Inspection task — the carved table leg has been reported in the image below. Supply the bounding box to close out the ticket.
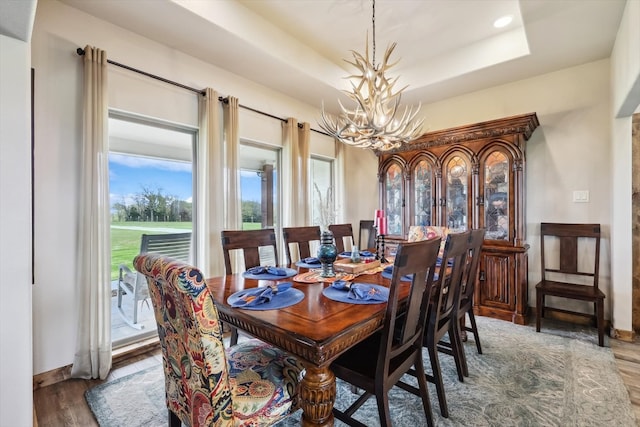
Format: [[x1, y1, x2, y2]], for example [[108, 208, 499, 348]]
[[299, 364, 336, 426]]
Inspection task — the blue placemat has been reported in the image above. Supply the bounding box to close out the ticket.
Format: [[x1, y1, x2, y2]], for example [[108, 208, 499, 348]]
[[242, 267, 297, 280], [381, 266, 414, 282], [322, 283, 389, 304], [227, 285, 304, 310], [338, 250, 375, 259], [295, 258, 322, 269]]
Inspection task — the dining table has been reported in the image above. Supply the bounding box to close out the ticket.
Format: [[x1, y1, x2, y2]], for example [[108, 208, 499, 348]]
[[206, 264, 409, 427]]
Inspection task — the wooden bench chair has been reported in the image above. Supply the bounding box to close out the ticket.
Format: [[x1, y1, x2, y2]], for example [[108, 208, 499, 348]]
[[535, 222, 605, 346]]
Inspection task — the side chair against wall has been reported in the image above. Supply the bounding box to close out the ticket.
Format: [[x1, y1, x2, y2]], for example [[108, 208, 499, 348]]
[[282, 226, 321, 267], [328, 223, 354, 253], [414, 231, 471, 418], [437, 228, 485, 379], [134, 254, 304, 427], [117, 232, 192, 329], [535, 223, 605, 346], [358, 220, 376, 250], [330, 238, 442, 427], [221, 228, 280, 345]]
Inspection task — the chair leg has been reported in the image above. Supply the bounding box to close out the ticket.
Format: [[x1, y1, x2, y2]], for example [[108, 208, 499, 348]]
[[427, 340, 449, 418], [449, 327, 466, 381], [467, 309, 482, 354], [229, 326, 239, 346], [375, 388, 392, 427], [535, 290, 543, 332], [596, 298, 605, 347], [414, 354, 434, 427], [168, 409, 181, 427]]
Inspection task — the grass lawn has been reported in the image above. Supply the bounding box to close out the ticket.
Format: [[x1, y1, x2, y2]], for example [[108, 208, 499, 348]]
[[110, 221, 261, 280]]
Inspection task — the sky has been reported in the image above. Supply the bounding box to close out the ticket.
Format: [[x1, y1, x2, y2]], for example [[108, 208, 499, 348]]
[[108, 153, 262, 208]]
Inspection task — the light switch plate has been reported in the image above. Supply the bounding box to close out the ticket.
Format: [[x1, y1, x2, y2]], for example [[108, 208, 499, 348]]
[[572, 190, 590, 203]]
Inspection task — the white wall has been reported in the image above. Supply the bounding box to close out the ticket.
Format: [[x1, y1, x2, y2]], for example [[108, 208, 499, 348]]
[[0, 34, 34, 427], [30, 0, 335, 375], [349, 60, 616, 320]]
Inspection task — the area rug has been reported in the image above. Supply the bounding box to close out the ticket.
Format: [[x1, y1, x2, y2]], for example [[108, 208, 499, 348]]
[[86, 317, 637, 426]]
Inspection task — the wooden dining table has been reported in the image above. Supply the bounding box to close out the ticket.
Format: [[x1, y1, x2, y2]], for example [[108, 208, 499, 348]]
[[206, 267, 409, 427]]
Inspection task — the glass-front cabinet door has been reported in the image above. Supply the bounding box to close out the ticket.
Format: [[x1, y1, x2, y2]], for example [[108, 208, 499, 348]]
[[410, 156, 435, 227], [480, 148, 514, 242], [443, 153, 471, 231], [381, 160, 405, 237]]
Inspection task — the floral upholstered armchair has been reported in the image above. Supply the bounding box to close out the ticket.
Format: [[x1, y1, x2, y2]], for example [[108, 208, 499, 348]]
[[134, 253, 305, 427], [408, 225, 452, 261]]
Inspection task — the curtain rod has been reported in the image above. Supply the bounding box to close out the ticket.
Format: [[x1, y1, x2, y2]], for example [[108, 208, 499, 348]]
[[76, 47, 329, 136]]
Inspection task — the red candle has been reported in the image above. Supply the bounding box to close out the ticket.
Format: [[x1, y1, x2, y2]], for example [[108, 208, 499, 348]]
[[374, 209, 384, 219], [379, 217, 388, 235]]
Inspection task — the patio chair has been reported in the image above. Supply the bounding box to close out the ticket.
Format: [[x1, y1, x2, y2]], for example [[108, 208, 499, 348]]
[[117, 232, 192, 329]]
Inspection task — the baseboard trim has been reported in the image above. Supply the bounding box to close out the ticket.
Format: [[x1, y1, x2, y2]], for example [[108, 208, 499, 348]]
[[33, 338, 160, 391], [611, 328, 637, 342]]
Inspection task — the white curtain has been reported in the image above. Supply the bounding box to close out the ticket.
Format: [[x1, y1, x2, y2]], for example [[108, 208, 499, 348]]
[[222, 97, 242, 271], [197, 88, 225, 277], [282, 118, 310, 227], [71, 45, 112, 379], [334, 139, 346, 223]]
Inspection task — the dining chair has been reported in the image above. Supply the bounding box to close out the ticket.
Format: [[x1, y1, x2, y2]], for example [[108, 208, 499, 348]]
[[221, 228, 279, 345], [358, 220, 376, 249], [330, 237, 442, 427], [328, 223, 354, 253], [117, 232, 192, 329], [134, 253, 304, 427], [535, 223, 605, 346], [437, 228, 485, 378], [420, 230, 471, 418], [282, 225, 321, 267]]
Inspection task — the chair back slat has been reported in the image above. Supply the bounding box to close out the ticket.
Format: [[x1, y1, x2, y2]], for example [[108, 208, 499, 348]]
[[358, 220, 376, 249], [221, 229, 279, 274], [282, 226, 321, 266], [142, 232, 192, 262], [328, 223, 354, 253], [540, 222, 601, 288]]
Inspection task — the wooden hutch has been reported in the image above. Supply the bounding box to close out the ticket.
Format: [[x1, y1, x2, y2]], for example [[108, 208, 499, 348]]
[[377, 113, 540, 324]]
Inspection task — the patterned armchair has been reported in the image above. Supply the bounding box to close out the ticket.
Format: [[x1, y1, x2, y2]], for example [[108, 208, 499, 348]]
[[134, 253, 305, 427], [407, 226, 451, 260]]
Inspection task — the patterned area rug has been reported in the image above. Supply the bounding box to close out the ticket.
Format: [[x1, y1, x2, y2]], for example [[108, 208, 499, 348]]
[[86, 317, 637, 426]]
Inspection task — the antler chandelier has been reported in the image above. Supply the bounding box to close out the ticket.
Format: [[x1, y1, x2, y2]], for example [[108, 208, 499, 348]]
[[319, 0, 423, 152]]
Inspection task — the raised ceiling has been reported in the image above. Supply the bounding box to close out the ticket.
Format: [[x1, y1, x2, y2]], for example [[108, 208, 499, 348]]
[[52, 0, 627, 114]]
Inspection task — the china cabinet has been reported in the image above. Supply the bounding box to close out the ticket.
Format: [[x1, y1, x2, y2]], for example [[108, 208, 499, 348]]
[[377, 113, 539, 324]]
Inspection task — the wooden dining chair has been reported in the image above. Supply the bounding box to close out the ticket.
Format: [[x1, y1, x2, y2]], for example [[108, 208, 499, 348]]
[[535, 223, 605, 346], [282, 226, 321, 267], [358, 220, 376, 250], [438, 228, 485, 379], [419, 230, 470, 418], [134, 253, 304, 427], [328, 223, 354, 253], [221, 228, 279, 344], [331, 238, 442, 427]]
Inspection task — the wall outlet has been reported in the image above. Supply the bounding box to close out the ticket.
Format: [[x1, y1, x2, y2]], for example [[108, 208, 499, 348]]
[[572, 190, 590, 203]]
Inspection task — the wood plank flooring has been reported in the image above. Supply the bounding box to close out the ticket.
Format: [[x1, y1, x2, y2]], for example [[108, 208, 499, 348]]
[[34, 336, 640, 427]]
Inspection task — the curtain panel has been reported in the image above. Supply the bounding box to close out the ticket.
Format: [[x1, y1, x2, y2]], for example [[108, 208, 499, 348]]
[[71, 45, 112, 380]]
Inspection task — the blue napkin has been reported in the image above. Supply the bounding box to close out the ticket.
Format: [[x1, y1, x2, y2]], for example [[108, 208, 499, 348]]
[[331, 280, 387, 301], [340, 250, 374, 258], [246, 266, 288, 276], [436, 257, 455, 267], [230, 283, 292, 307], [303, 257, 321, 265]]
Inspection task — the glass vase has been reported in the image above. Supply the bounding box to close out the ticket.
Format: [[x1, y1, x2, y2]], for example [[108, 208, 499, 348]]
[[318, 230, 338, 277]]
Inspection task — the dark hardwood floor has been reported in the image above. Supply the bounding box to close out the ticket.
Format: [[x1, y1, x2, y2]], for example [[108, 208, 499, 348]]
[[34, 334, 640, 427]]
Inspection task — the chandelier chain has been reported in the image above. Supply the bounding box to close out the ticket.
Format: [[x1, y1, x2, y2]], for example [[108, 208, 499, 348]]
[[372, 0, 376, 68]]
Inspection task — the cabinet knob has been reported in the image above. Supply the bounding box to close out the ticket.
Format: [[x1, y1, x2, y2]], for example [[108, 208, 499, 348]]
[[479, 271, 485, 281]]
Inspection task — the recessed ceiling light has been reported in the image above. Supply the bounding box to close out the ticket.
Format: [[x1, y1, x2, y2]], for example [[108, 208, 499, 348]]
[[494, 15, 513, 28]]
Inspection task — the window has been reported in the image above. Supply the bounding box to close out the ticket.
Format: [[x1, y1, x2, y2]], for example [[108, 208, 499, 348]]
[[108, 113, 197, 346], [310, 157, 334, 227]]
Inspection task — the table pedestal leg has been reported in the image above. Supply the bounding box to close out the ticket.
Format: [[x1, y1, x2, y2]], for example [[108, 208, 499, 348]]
[[299, 364, 336, 426]]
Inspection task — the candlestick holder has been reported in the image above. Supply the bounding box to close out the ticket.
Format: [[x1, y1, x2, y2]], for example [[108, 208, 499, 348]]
[[377, 234, 389, 264]]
